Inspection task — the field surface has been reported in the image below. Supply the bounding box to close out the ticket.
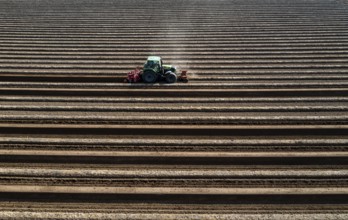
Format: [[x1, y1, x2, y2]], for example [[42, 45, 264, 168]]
[[0, 0, 348, 219]]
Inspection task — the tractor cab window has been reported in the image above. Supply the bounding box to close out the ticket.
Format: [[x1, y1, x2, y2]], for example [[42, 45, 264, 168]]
[[145, 60, 160, 69], [145, 60, 154, 68]]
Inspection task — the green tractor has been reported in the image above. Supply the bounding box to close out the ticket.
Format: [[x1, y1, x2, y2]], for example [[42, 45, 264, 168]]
[[141, 56, 185, 83], [125, 56, 188, 83]]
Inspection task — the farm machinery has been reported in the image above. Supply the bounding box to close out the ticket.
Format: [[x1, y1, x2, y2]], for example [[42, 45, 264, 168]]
[[125, 56, 188, 83]]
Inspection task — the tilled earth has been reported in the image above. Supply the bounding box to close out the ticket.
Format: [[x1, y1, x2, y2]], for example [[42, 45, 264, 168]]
[[0, 0, 348, 219]]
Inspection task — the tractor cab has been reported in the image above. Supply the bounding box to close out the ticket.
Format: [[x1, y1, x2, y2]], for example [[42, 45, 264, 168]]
[[144, 56, 163, 74]]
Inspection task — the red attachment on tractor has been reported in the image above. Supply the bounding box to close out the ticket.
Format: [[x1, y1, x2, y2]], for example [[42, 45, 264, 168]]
[[125, 67, 142, 83], [178, 70, 188, 82]]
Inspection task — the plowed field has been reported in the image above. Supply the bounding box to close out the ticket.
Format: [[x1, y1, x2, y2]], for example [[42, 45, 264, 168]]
[[0, 0, 347, 219]]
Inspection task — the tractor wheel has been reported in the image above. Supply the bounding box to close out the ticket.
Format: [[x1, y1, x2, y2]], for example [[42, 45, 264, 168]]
[[142, 70, 157, 83], [165, 72, 177, 83]]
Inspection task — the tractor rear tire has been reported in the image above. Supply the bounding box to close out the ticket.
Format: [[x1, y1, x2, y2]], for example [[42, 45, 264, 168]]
[[165, 72, 177, 83], [142, 71, 157, 83]]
